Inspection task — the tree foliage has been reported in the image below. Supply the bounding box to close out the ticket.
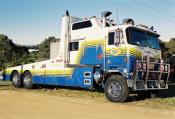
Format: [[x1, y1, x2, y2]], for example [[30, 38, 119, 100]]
[[0, 34, 60, 70], [38, 36, 60, 60], [0, 34, 38, 70], [160, 38, 175, 63]]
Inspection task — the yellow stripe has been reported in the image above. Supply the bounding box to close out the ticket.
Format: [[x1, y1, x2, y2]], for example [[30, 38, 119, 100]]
[[5, 39, 160, 76]]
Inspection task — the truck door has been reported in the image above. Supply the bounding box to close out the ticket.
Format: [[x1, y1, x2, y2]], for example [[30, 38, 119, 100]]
[[80, 45, 103, 65], [106, 31, 121, 69]]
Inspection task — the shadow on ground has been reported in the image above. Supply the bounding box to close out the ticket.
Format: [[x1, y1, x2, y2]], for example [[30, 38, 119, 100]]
[[159, 82, 175, 98], [126, 82, 175, 102]]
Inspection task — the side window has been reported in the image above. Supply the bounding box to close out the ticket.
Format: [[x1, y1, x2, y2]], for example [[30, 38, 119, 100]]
[[69, 42, 79, 51], [108, 32, 115, 45], [72, 21, 92, 30]]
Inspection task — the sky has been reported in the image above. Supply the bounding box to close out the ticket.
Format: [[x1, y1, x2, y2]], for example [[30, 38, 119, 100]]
[[0, 0, 175, 45]]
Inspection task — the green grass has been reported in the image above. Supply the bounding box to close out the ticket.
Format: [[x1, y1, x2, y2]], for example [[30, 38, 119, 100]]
[[160, 98, 175, 106], [126, 97, 175, 110], [37, 88, 105, 99], [0, 80, 12, 85], [0, 81, 14, 90]]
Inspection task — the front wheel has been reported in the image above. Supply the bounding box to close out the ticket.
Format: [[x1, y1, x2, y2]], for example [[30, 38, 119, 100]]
[[23, 71, 34, 89], [104, 75, 129, 102]]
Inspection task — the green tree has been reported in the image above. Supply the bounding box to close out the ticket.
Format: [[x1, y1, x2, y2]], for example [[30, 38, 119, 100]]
[[38, 36, 59, 60], [0, 34, 39, 70], [0, 34, 12, 69], [160, 38, 175, 63]]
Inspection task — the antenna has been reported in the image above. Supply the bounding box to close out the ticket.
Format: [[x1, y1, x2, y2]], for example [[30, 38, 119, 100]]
[[116, 9, 119, 29]]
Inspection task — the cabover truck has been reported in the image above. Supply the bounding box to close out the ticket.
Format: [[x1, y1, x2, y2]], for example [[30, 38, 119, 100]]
[[0, 11, 170, 102]]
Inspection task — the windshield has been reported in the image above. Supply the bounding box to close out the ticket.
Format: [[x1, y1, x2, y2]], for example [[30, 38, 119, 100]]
[[127, 28, 160, 49], [147, 34, 160, 49]]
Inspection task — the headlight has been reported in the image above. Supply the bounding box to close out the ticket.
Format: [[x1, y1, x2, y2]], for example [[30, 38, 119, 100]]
[[94, 71, 102, 84]]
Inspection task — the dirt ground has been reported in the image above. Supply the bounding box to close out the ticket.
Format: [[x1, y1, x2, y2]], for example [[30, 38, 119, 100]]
[[0, 90, 175, 119]]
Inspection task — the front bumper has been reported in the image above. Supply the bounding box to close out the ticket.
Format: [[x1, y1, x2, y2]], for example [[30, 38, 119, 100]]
[[131, 60, 170, 91]]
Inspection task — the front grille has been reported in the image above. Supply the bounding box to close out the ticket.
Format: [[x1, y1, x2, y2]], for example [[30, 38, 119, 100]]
[[150, 57, 158, 62], [142, 55, 159, 62]]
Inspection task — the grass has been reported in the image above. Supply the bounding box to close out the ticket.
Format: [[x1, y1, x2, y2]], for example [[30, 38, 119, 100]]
[[159, 98, 175, 107], [0, 80, 14, 90], [127, 97, 175, 110], [0, 80, 105, 100], [37, 88, 105, 100], [0, 80, 12, 85], [0, 80, 175, 110]]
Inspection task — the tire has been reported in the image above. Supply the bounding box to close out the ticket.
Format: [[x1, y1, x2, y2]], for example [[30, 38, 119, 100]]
[[11, 71, 22, 88], [104, 75, 129, 102], [23, 71, 33, 89]]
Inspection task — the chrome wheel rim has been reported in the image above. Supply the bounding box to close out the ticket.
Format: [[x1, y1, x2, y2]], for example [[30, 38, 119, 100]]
[[23, 75, 32, 85], [108, 82, 122, 98], [12, 74, 19, 84]]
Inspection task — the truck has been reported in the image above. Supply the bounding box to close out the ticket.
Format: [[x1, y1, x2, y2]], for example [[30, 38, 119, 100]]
[[0, 11, 170, 102]]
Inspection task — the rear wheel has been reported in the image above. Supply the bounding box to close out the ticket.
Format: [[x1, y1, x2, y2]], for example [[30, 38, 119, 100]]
[[23, 71, 33, 89], [104, 75, 129, 102], [11, 71, 22, 88]]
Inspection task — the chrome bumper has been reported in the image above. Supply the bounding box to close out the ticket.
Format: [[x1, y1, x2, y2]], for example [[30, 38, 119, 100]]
[[131, 60, 170, 91]]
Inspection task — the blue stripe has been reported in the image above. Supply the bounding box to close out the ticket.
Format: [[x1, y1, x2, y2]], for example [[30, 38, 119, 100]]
[[32, 67, 93, 89], [2, 74, 11, 81]]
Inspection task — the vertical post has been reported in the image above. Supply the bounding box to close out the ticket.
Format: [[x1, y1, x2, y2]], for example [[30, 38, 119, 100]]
[[134, 60, 139, 90], [102, 16, 106, 29], [101, 11, 112, 29], [103, 36, 107, 82], [59, 11, 71, 67], [144, 53, 150, 89]]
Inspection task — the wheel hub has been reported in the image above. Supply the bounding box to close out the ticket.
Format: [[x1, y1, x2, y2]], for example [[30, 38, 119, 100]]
[[108, 82, 122, 98], [24, 75, 31, 84], [13, 74, 19, 84]]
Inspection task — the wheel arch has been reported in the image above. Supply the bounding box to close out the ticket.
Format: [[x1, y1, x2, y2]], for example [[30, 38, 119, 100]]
[[103, 72, 125, 84], [22, 70, 31, 75], [21, 70, 32, 78]]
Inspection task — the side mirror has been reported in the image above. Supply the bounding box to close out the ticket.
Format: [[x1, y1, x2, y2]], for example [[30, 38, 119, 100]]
[[115, 32, 120, 45], [115, 30, 123, 46]]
